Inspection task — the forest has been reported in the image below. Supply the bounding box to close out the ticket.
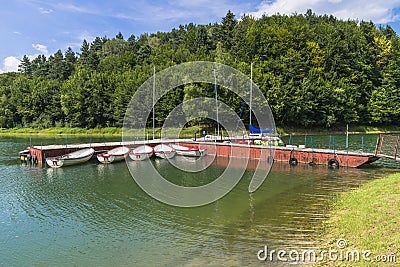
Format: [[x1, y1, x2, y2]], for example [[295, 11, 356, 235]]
[[0, 10, 399, 129]]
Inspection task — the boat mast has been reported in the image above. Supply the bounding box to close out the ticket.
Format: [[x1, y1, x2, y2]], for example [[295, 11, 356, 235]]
[[249, 62, 253, 133], [214, 69, 220, 139], [346, 123, 349, 154], [152, 66, 155, 140]]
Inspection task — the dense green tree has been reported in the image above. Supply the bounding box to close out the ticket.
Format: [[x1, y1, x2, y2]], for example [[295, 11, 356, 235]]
[[18, 55, 32, 74], [47, 50, 67, 80], [219, 10, 237, 50], [64, 47, 77, 77], [1, 10, 400, 129], [31, 55, 48, 76]]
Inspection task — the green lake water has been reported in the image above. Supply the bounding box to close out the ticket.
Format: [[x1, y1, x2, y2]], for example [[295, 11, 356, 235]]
[[0, 135, 399, 266]]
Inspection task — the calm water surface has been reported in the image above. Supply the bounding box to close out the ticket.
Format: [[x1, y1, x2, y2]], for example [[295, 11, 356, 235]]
[[0, 135, 399, 266]]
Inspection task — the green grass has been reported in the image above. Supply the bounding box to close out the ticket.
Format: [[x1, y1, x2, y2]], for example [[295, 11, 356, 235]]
[[0, 125, 229, 138], [0, 127, 123, 136], [1, 124, 400, 137], [277, 125, 400, 136], [319, 173, 400, 266]]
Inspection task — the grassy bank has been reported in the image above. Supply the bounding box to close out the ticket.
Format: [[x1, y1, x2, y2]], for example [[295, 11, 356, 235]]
[[1, 125, 400, 137], [277, 125, 400, 136], [0, 126, 204, 137], [0, 127, 123, 136], [320, 173, 400, 266]]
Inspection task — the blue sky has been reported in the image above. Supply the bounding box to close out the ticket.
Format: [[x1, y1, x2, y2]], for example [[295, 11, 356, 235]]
[[2, 0, 400, 73]]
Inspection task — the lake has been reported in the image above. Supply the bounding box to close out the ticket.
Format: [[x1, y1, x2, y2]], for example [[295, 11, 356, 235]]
[[0, 135, 399, 266]]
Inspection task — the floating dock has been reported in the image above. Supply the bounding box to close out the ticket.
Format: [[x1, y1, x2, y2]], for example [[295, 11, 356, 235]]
[[25, 138, 382, 168], [191, 142, 379, 168], [26, 139, 185, 164]]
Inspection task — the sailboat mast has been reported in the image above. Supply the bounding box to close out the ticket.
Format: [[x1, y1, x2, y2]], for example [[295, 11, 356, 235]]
[[249, 62, 253, 133], [214, 69, 220, 139], [152, 66, 155, 140]]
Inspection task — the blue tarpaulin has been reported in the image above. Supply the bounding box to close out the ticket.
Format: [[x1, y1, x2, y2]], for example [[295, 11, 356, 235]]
[[250, 124, 273, 133]]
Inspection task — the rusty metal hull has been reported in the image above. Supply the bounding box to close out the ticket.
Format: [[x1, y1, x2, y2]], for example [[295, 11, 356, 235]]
[[27, 140, 379, 168], [183, 143, 379, 168]]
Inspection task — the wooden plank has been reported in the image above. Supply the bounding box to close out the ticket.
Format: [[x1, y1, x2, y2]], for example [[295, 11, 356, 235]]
[[394, 136, 399, 160], [28, 139, 381, 167]]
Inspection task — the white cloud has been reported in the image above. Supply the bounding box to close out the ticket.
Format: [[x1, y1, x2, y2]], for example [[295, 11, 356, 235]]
[[0, 56, 20, 73], [97, 0, 253, 25], [56, 3, 92, 13], [38, 7, 53, 14], [32, 43, 48, 54], [250, 0, 400, 23], [0, 43, 51, 73]]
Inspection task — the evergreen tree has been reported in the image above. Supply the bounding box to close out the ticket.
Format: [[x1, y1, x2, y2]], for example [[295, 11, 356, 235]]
[[18, 55, 32, 74], [2, 10, 400, 129]]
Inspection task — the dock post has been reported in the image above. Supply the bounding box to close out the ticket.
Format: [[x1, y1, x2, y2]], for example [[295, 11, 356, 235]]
[[375, 134, 382, 156], [394, 136, 399, 160], [333, 136, 336, 155], [41, 143, 43, 163], [346, 124, 349, 155], [311, 136, 314, 162], [362, 135, 364, 152]]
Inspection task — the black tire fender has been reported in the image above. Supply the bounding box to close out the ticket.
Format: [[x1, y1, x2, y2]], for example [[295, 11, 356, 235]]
[[266, 155, 274, 165], [289, 157, 298, 166], [328, 158, 339, 168]]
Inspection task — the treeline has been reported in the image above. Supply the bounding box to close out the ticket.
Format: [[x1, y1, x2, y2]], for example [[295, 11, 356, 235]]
[[1, 10, 399, 129]]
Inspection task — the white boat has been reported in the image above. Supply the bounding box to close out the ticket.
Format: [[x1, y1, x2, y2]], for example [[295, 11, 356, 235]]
[[46, 148, 95, 168], [19, 148, 31, 161], [170, 144, 205, 157], [129, 145, 153, 161], [97, 146, 130, 163], [153, 144, 176, 159]]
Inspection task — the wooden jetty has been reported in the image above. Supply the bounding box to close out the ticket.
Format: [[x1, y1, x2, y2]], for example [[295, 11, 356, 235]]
[[375, 134, 400, 161], [27, 139, 185, 164], [24, 137, 389, 168], [182, 142, 379, 168]]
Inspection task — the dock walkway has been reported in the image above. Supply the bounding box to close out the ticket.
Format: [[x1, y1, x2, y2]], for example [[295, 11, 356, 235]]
[[29, 139, 190, 164], [26, 138, 380, 168]]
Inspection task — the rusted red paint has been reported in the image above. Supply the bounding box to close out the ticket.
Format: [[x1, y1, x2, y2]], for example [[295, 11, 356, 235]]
[[28, 141, 378, 168], [185, 143, 378, 168], [28, 145, 117, 165]]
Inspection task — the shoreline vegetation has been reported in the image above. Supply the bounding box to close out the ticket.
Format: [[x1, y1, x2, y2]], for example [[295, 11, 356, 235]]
[[2, 11, 400, 132], [1, 125, 399, 137], [320, 173, 400, 266]]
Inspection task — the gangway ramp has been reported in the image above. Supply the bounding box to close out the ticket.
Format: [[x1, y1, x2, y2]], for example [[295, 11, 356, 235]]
[[375, 134, 400, 161]]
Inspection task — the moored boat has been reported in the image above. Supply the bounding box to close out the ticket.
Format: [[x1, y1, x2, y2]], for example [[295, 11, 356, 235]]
[[46, 148, 95, 168], [19, 148, 31, 161], [97, 146, 130, 163], [129, 145, 153, 161], [170, 144, 205, 157], [153, 144, 176, 159]]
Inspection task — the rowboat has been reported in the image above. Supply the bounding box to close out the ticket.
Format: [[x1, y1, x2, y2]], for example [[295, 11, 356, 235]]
[[97, 146, 130, 163], [170, 144, 205, 157], [129, 145, 153, 161], [19, 148, 31, 161], [153, 144, 176, 159], [46, 148, 95, 168]]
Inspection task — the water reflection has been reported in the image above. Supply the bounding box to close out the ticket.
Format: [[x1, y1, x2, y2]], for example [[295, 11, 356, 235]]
[[1, 135, 400, 266]]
